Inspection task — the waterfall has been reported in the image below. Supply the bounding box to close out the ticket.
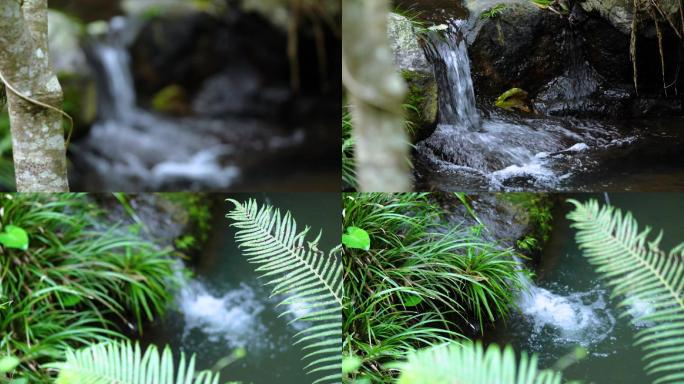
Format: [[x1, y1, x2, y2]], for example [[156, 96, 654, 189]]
[[73, 16, 305, 191], [92, 16, 139, 122], [423, 19, 480, 129]]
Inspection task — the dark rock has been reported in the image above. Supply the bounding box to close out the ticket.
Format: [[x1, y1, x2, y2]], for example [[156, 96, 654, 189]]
[[130, 11, 289, 113], [469, 2, 567, 101], [468, 1, 683, 118]]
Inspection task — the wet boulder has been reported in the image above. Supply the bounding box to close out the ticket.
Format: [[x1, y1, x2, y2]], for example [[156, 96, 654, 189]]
[[468, 1, 683, 118], [129, 10, 292, 118], [579, 0, 681, 34], [387, 12, 438, 141], [468, 2, 567, 103]]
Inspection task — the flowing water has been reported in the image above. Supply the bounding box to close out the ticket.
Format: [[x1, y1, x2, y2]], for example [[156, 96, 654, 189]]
[[140, 193, 340, 383], [414, 20, 684, 192], [485, 193, 684, 383], [70, 17, 335, 191]]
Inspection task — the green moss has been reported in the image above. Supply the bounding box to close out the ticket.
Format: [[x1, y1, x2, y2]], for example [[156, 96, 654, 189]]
[[499, 193, 554, 252], [161, 192, 213, 245], [59, 72, 97, 132], [494, 87, 531, 112], [401, 70, 438, 141], [151, 84, 189, 115]]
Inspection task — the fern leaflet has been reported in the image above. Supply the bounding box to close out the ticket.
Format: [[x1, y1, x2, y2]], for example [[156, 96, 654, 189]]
[[568, 199, 684, 384], [227, 199, 343, 384], [394, 342, 564, 384], [51, 342, 220, 384]]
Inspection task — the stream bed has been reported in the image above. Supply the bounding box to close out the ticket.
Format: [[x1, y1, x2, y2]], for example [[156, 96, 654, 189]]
[[483, 193, 684, 383], [139, 193, 339, 383], [399, 1, 684, 192]]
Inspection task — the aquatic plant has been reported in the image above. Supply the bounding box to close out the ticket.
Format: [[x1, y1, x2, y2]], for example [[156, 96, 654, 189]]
[[494, 88, 531, 113], [227, 199, 342, 384], [569, 199, 684, 384], [0, 194, 177, 382], [481, 4, 507, 19], [343, 193, 523, 382], [394, 342, 564, 384], [51, 342, 220, 384]]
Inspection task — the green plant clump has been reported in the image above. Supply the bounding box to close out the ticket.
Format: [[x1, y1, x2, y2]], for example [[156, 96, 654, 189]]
[[342, 193, 524, 383], [481, 4, 507, 19], [0, 194, 178, 382]]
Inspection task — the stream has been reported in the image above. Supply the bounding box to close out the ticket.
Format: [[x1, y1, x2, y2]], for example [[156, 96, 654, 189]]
[[69, 15, 338, 192], [140, 193, 340, 383], [411, 11, 684, 192], [484, 193, 684, 383]]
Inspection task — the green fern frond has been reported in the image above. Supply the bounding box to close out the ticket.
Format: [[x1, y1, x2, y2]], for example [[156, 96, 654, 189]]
[[51, 342, 220, 384], [394, 342, 563, 384], [226, 199, 342, 384], [568, 199, 684, 384]]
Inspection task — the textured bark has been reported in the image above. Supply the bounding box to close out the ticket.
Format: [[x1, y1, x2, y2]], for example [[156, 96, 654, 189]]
[[342, 0, 411, 192], [0, 0, 69, 192]]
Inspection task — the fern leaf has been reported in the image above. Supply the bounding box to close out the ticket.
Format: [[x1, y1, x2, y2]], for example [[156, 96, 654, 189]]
[[568, 199, 684, 384], [51, 342, 220, 384], [395, 342, 563, 384], [226, 199, 342, 384]]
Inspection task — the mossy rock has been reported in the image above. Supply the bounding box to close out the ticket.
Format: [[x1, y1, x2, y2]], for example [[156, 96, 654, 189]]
[[402, 70, 438, 142], [152, 84, 191, 115], [59, 72, 97, 140]]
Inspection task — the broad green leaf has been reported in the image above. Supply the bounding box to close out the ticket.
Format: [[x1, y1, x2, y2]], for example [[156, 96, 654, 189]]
[[342, 355, 362, 374], [342, 226, 370, 251], [0, 356, 20, 373], [0, 225, 28, 250]]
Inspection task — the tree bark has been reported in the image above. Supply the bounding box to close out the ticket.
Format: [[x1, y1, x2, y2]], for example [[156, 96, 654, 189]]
[[342, 0, 411, 192], [0, 0, 69, 192]]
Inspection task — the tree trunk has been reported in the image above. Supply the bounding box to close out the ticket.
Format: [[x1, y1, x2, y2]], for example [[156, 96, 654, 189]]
[[0, 0, 69, 192], [342, 0, 411, 192]]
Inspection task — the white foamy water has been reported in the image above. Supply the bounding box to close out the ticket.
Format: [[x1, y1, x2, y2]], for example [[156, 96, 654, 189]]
[[518, 284, 616, 347], [178, 280, 269, 349]]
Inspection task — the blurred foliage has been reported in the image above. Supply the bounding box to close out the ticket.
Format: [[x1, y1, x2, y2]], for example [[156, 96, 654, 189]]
[[152, 84, 190, 115], [0, 109, 15, 190]]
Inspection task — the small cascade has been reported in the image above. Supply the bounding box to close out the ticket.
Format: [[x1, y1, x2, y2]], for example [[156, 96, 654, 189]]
[[92, 16, 138, 122], [423, 19, 480, 129], [72, 16, 305, 191], [414, 21, 627, 191]]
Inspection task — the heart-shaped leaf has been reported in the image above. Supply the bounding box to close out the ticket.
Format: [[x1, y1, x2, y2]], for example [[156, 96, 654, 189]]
[[342, 226, 370, 251], [0, 225, 28, 250], [0, 356, 20, 373]]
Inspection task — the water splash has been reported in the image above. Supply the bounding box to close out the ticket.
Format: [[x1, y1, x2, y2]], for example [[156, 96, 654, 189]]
[[179, 280, 269, 349], [513, 256, 616, 350]]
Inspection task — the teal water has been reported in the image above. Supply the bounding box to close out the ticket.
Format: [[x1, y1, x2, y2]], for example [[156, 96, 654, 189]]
[[487, 193, 684, 383], [141, 193, 340, 383]]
